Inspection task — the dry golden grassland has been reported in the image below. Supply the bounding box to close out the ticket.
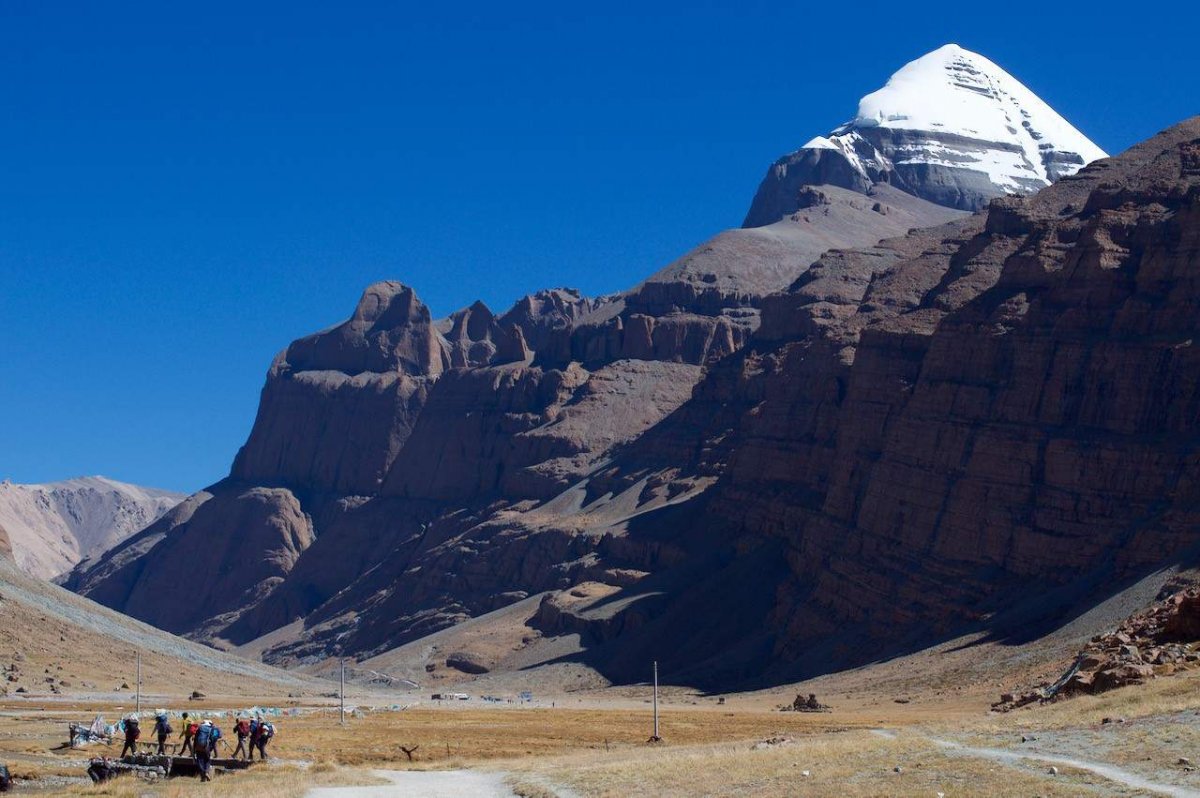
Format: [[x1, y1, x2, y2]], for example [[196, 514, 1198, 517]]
[[502, 730, 1136, 798], [276, 706, 866, 766], [3, 675, 1197, 796]]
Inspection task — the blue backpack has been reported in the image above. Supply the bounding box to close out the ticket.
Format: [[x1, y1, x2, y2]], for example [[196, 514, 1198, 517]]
[[194, 724, 213, 751]]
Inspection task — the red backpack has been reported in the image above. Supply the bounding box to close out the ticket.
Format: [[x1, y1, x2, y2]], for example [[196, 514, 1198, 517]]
[[236, 719, 250, 736]]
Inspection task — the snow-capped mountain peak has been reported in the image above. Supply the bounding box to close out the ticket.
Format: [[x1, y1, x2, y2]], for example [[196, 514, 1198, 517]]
[[744, 44, 1107, 225], [844, 43, 1106, 187]]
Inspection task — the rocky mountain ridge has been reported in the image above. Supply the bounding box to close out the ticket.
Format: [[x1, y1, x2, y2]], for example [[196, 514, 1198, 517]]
[[64, 48, 1190, 692]]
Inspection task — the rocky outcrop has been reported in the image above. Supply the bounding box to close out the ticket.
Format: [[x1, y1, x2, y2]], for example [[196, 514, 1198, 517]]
[[995, 586, 1200, 709], [445, 651, 491, 675], [63, 484, 313, 635], [630, 185, 958, 314], [497, 288, 601, 354], [231, 282, 445, 496], [0, 477, 182, 579], [544, 184, 964, 369], [439, 301, 530, 368]]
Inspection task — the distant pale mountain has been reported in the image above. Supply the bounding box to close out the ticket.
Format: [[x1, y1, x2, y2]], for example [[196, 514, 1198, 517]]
[[0, 476, 183, 579], [744, 44, 1107, 225], [0, 543, 319, 698]]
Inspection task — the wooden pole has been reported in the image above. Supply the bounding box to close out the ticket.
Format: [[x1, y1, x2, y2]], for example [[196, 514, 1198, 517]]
[[650, 660, 661, 741], [136, 652, 141, 716], [339, 658, 346, 725]]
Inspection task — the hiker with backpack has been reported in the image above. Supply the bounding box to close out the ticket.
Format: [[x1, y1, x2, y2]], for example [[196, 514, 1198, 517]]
[[119, 715, 140, 758], [192, 719, 222, 782], [246, 717, 258, 759], [232, 715, 252, 760], [179, 712, 197, 755], [250, 716, 274, 761], [152, 710, 173, 755]]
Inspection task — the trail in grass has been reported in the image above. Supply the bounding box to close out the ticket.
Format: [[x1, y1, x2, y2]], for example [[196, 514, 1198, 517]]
[[306, 768, 516, 798], [931, 738, 1200, 798], [872, 729, 1198, 798]]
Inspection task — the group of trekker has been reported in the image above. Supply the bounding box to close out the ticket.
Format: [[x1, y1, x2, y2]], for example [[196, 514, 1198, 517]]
[[119, 710, 276, 782]]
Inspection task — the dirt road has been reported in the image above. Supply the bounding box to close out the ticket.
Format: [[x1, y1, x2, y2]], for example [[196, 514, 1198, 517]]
[[306, 769, 516, 797], [870, 730, 1199, 798], [932, 738, 1200, 798]]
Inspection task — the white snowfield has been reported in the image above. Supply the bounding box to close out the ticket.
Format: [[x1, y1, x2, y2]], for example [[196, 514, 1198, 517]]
[[0, 476, 183, 579], [805, 44, 1107, 194]]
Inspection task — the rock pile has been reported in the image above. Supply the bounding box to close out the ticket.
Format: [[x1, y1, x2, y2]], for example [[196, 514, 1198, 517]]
[[994, 588, 1200, 711], [782, 693, 831, 712]]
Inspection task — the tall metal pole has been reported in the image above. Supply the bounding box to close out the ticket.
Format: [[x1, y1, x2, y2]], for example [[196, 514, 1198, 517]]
[[339, 658, 346, 726], [652, 660, 659, 740], [136, 652, 142, 716]]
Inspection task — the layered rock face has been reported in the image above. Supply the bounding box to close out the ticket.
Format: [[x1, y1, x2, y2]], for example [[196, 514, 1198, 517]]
[[230, 282, 445, 496], [756, 122, 1200, 656], [66, 486, 314, 635], [65, 272, 724, 653], [588, 118, 1200, 682], [67, 48, 1176, 688], [0, 477, 182, 579], [537, 184, 963, 370]]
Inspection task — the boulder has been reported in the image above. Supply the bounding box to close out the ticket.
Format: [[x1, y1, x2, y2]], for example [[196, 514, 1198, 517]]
[[1093, 665, 1154, 693], [445, 652, 490, 675], [1164, 592, 1200, 640]]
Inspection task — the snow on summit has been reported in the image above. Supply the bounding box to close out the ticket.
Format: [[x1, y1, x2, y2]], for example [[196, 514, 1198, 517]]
[[845, 44, 1106, 185], [758, 43, 1109, 214]]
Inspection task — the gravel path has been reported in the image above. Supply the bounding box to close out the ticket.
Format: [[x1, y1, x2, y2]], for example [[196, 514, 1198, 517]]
[[871, 728, 1199, 796], [931, 738, 1200, 797], [306, 769, 517, 798]]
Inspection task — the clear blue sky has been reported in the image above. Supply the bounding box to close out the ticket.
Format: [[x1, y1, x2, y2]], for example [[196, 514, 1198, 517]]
[[3, 1, 1197, 493]]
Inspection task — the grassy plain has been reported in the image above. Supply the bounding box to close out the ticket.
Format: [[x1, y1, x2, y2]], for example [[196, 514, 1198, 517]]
[[0, 674, 1193, 796]]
